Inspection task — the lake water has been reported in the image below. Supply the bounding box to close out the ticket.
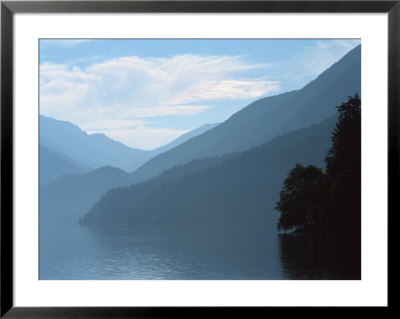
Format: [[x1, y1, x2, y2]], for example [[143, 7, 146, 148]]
[[39, 222, 341, 280]]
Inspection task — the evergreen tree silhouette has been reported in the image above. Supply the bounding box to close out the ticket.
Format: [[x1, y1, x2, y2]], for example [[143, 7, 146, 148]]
[[275, 94, 361, 278]]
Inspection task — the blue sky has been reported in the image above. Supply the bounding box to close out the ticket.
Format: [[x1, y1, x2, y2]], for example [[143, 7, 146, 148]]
[[40, 39, 360, 149]]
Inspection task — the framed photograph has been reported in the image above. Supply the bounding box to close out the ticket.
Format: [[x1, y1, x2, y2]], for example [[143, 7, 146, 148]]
[[1, 0, 395, 317]]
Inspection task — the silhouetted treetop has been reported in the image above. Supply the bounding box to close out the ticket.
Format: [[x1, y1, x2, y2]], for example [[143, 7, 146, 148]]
[[325, 93, 361, 180], [275, 164, 328, 232]]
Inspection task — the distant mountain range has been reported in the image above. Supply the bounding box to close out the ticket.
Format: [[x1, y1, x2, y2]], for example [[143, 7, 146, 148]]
[[39, 117, 218, 184], [40, 45, 361, 228], [40, 115, 153, 172], [40, 145, 92, 185]]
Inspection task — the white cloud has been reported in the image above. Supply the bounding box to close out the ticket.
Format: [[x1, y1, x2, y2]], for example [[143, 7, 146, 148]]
[[127, 105, 213, 118], [40, 62, 98, 114], [83, 118, 149, 132], [171, 79, 280, 104], [40, 54, 277, 148]]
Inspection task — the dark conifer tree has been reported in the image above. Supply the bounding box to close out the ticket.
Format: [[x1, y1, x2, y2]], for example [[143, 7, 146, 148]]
[[275, 164, 328, 232], [275, 94, 361, 234], [325, 94, 361, 179], [324, 94, 361, 277], [275, 94, 361, 278]]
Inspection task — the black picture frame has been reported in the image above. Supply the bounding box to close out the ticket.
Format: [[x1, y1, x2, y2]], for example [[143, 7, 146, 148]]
[[1, 1, 396, 317]]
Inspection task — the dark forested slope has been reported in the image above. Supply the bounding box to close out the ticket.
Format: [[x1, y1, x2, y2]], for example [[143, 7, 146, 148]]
[[81, 116, 337, 229]]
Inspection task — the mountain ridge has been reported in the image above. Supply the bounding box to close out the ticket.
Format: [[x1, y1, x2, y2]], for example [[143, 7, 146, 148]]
[[130, 45, 361, 183], [39, 144, 92, 185], [40, 115, 220, 176], [81, 115, 338, 228]]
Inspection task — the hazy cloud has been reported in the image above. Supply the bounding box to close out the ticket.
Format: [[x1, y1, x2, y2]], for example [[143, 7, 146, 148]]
[[279, 39, 361, 84], [40, 54, 277, 148]]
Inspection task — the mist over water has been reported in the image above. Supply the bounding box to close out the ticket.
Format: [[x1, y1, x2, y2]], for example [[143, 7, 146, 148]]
[[40, 222, 339, 280]]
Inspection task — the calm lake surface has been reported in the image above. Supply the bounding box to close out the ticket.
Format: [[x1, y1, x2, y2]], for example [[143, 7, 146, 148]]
[[39, 222, 338, 280]]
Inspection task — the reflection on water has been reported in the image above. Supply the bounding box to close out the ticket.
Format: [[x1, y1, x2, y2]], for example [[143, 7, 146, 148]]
[[279, 232, 361, 280], [278, 232, 332, 279], [40, 223, 357, 280], [40, 223, 282, 280]]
